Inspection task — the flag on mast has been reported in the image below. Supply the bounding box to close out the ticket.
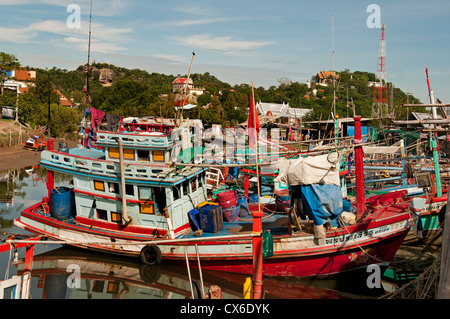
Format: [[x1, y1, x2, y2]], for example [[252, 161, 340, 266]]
[[248, 86, 260, 147], [83, 77, 91, 105]]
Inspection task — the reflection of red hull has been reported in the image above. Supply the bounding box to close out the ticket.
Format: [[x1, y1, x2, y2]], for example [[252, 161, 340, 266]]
[[176, 226, 409, 277]]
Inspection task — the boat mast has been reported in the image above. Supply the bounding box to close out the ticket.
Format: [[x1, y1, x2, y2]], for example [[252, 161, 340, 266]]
[[332, 16, 338, 147], [354, 115, 365, 220], [249, 82, 264, 299], [425, 68, 442, 197], [177, 51, 195, 124]]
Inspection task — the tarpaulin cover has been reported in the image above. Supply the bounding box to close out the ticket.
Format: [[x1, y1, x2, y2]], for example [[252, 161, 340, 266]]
[[300, 184, 343, 227], [275, 153, 341, 186]]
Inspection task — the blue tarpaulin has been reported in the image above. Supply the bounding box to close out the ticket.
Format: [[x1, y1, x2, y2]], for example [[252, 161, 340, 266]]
[[300, 184, 343, 227]]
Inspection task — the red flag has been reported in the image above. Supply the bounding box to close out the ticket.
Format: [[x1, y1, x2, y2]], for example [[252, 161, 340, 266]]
[[248, 88, 260, 147]]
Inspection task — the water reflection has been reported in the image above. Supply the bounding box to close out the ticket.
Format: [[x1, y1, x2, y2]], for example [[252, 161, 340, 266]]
[[15, 247, 242, 299], [14, 247, 382, 300]]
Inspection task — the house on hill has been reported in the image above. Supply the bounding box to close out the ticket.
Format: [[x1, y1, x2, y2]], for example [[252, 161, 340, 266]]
[[172, 77, 204, 95], [55, 90, 73, 107], [316, 71, 339, 87], [1, 69, 36, 94], [13, 69, 36, 81], [256, 101, 310, 125]]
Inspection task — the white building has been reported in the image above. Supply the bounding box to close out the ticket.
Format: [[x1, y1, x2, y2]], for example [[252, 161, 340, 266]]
[[255, 101, 310, 125], [172, 77, 204, 95]]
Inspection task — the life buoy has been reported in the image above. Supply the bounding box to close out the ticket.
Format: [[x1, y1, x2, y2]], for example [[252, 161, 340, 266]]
[[139, 244, 162, 265]]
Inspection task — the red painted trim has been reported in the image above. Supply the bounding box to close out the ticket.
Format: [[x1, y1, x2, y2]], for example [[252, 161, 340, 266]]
[[22, 200, 191, 239], [73, 189, 150, 204], [20, 207, 165, 239]]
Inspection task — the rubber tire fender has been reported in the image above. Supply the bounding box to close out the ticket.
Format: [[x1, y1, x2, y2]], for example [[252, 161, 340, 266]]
[[140, 244, 163, 265]]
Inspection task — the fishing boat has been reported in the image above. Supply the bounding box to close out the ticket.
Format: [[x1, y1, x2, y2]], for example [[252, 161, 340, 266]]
[[12, 92, 415, 279], [345, 133, 448, 245], [23, 126, 47, 151]]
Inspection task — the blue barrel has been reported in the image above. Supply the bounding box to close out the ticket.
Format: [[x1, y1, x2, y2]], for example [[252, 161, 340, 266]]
[[51, 187, 73, 220], [58, 141, 69, 153]]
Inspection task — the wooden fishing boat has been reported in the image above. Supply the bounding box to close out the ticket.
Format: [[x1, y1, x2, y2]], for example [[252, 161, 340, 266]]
[[23, 126, 47, 151], [346, 137, 447, 245], [12, 107, 414, 279]]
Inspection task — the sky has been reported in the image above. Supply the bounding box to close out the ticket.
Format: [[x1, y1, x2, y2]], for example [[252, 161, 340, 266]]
[[1, 0, 449, 104]]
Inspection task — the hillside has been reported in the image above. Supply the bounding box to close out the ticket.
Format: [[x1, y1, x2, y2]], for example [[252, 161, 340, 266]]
[[37, 64, 422, 121], [3, 54, 426, 140]]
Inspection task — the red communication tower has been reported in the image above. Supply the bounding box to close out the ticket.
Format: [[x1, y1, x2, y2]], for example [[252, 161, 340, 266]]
[[373, 24, 388, 117]]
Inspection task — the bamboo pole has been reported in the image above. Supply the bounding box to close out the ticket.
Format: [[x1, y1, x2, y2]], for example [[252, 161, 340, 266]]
[[402, 103, 450, 108]]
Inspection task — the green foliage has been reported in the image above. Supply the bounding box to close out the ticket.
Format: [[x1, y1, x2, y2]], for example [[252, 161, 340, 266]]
[[3, 51, 425, 135], [0, 52, 20, 92]]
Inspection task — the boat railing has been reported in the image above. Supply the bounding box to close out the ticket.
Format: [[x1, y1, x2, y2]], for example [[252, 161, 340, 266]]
[[41, 150, 171, 179], [96, 131, 174, 148]]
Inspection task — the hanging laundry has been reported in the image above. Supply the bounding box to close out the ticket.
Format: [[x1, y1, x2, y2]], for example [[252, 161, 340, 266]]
[[90, 107, 105, 131], [84, 107, 91, 117], [106, 113, 122, 132]]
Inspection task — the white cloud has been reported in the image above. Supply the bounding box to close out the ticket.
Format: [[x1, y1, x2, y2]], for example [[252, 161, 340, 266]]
[[152, 54, 185, 64], [0, 0, 128, 17], [0, 19, 132, 53], [155, 17, 234, 28], [176, 34, 274, 53]]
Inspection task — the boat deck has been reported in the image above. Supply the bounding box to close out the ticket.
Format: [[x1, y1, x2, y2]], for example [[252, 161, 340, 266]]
[[66, 147, 105, 160], [179, 213, 303, 240]]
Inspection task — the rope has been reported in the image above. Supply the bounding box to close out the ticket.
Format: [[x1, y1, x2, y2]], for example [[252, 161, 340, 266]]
[[337, 214, 412, 265], [9, 232, 259, 247], [380, 253, 442, 299]]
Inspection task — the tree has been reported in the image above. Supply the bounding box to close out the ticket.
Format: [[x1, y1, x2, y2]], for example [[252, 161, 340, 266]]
[[0, 52, 20, 96]]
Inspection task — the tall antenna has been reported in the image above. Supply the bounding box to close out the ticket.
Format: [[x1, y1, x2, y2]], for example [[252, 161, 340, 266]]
[[372, 24, 388, 119]]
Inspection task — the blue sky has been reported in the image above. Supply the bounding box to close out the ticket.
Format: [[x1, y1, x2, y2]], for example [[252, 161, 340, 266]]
[[1, 0, 449, 104]]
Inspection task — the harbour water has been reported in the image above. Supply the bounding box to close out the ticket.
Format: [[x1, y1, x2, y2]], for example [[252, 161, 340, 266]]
[[0, 166, 414, 300]]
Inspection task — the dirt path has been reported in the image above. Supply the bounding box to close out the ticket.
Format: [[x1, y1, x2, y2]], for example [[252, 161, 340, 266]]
[[0, 139, 79, 172]]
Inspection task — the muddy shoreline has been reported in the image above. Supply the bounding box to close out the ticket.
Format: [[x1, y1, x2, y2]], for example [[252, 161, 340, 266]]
[[0, 139, 79, 172]]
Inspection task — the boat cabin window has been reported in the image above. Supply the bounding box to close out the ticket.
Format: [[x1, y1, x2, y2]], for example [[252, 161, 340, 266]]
[[125, 184, 134, 196], [139, 187, 154, 215], [153, 150, 165, 162], [97, 209, 108, 221], [137, 150, 150, 161], [109, 147, 135, 160], [111, 211, 122, 224], [154, 187, 167, 214], [172, 185, 180, 201], [107, 282, 119, 294], [108, 182, 120, 194], [138, 186, 166, 215], [198, 172, 204, 189], [191, 177, 197, 192], [182, 181, 189, 196], [94, 180, 105, 192]]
